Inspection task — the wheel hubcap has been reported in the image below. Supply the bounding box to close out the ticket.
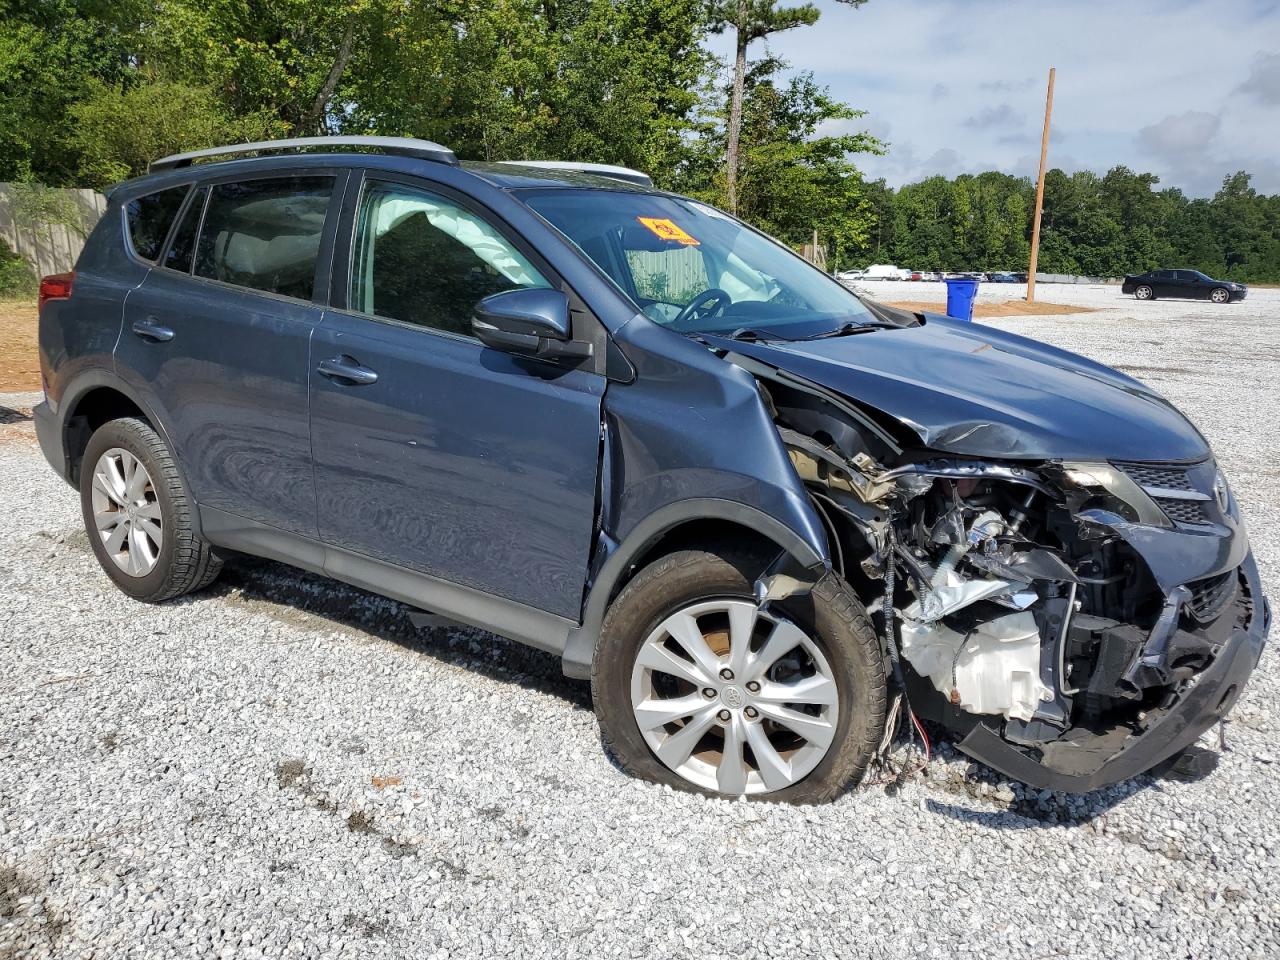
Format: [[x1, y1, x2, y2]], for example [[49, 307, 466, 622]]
[[91, 448, 162, 577], [629, 599, 840, 796]]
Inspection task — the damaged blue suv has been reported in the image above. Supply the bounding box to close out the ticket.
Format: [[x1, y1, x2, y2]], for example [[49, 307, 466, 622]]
[[35, 137, 1268, 803]]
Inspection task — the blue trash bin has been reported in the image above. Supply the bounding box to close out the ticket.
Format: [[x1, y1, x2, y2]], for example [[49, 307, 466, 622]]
[[944, 277, 980, 321]]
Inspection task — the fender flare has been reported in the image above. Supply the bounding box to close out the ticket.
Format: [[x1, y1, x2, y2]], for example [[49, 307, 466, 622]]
[[49, 370, 189, 512], [561, 497, 830, 679]]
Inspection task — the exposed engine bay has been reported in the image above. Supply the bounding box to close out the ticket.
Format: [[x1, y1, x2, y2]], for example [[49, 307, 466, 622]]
[[739, 355, 1269, 792]]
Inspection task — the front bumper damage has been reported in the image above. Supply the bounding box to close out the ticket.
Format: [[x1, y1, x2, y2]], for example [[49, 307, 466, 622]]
[[744, 359, 1269, 794], [953, 551, 1268, 792]]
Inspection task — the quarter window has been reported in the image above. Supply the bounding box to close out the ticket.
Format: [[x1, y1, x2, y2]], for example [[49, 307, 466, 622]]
[[125, 186, 189, 262], [349, 181, 549, 336], [194, 176, 334, 300]]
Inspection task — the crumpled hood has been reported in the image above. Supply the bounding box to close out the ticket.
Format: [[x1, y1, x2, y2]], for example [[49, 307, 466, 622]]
[[708, 314, 1211, 461]]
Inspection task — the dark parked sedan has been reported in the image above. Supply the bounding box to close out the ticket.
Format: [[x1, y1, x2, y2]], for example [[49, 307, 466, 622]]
[[1122, 269, 1247, 303]]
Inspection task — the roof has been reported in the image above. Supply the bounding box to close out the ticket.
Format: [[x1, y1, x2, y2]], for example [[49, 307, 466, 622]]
[[461, 161, 657, 192]]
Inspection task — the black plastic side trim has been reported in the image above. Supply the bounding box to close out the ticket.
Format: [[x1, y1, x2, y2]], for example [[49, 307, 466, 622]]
[[199, 506, 574, 654]]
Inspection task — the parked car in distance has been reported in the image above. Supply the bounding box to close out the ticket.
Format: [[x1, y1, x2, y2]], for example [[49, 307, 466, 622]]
[[854, 264, 906, 281], [1122, 269, 1247, 303], [35, 136, 1267, 803], [987, 272, 1020, 283], [908, 270, 925, 282]]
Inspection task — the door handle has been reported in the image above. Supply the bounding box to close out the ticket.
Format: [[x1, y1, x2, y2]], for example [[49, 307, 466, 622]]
[[131, 317, 175, 342], [317, 355, 379, 386]]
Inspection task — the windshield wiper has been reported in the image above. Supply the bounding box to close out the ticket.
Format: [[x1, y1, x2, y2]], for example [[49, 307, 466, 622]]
[[797, 321, 900, 340]]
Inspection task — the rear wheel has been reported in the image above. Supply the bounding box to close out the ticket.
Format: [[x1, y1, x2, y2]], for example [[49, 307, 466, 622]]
[[80, 417, 222, 602], [1210, 287, 1230, 304], [1134, 284, 1153, 300], [592, 547, 886, 804]]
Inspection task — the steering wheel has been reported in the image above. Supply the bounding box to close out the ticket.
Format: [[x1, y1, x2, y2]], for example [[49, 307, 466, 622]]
[[668, 288, 732, 331]]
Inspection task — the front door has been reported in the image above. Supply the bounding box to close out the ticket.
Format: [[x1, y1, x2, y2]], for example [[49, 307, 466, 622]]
[[116, 173, 343, 537], [308, 177, 604, 619], [1151, 270, 1179, 298]]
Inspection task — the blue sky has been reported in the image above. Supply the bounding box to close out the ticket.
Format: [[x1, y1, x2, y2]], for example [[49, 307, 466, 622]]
[[705, 0, 1280, 197]]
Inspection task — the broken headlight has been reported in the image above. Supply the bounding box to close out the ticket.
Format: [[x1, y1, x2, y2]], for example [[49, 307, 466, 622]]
[[1051, 461, 1172, 528]]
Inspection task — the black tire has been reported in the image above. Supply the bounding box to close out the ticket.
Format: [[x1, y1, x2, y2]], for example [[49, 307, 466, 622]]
[[1209, 287, 1230, 304], [79, 417, 222, 602], [591, 546, 887, 804], [1134, 284, 1153, 300]]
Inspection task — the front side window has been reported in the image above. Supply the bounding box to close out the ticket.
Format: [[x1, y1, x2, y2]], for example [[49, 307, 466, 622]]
[[349, 181, 549, 336], [194, 176, 333, 300], [1177, 270, 1205, 281], [523, 189, 877, 339], [125, 185, 189, 262]]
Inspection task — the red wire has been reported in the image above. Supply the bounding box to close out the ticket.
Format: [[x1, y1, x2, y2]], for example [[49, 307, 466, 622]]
[[909, 708, 932, 763]]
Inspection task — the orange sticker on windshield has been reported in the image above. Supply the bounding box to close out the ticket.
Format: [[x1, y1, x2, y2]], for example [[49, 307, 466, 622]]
[[637, 217, 700, 246]]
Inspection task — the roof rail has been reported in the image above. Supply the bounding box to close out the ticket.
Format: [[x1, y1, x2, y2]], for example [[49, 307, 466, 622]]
[[150, 136, 458, 172], [498, 161, 653, 188]]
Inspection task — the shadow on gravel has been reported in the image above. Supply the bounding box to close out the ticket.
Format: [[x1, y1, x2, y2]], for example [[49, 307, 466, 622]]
[[0, 404, 32, 424], [916, 741, 1221, 828], [196, 555, 593, 712]]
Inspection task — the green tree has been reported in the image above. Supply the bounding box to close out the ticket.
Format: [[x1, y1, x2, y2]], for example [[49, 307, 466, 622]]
[[70, 80, 281, 186], [709, 0, 824, 213], [676, 58, 882, 261], [0, 0, 131, 183]]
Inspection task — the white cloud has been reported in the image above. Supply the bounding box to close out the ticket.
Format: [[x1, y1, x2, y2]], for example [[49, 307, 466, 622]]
[[1137, 112, 1222, 159], [706, 0, 1280, 196], [963, 103, 1025, 130], [1236, 51, 1280, 106]]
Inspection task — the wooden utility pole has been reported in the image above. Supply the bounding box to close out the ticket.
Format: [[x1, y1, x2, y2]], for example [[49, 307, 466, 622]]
[[1026, 67, 1056, 303]]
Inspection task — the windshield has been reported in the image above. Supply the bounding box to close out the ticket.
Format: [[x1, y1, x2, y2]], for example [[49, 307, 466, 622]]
[[522, 188, 877, 339]]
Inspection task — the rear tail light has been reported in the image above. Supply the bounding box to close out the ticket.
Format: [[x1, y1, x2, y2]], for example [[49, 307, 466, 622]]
[[38, 271, 74, 311]]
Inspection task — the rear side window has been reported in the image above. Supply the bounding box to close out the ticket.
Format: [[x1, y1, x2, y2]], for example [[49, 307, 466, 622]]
[[194, 176, 334, 300], [164, 187, 207, 274], [125, 186, 189, 262]]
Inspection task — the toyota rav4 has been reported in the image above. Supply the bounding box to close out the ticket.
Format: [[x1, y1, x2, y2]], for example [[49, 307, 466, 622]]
[[35, 137, 1268, 803]]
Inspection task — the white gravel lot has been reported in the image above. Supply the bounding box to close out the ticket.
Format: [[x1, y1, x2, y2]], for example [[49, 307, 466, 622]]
[[2, 284, 1278, 960]]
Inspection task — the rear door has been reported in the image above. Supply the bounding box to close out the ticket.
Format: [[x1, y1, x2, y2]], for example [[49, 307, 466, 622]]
[[116, 171, 346, 537], [307, 173, 604, 619]]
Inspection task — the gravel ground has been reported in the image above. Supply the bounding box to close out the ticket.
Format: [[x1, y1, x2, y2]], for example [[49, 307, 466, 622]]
[[2, 287, 1278, 960]]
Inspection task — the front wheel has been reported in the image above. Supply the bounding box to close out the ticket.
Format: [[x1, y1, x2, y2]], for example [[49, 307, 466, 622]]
[[1210, 287, 1230, 304], [1134, 284, 1153, 300], [592, 547, 887, 803]]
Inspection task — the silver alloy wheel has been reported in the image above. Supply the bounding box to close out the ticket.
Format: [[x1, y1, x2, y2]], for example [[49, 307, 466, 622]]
[[90, 447, 163, 577], [630, 598, 840, 796], [1211, 288, 1229, 303], [1135, 285, 1152, 300]]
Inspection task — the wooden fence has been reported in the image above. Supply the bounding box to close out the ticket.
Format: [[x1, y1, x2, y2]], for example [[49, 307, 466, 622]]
[[0, 183, 108, 280]]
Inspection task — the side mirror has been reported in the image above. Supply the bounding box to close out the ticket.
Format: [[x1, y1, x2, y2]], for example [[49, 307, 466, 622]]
[[472, 288, 593, 360]]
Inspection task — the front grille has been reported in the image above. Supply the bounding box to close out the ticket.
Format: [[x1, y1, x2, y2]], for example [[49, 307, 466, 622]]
[[1153, 496, 1211, 526], [1114, 462, 1196, 491], [1186, 570, 1238, 622], [1114, 461, 1217, 526]]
